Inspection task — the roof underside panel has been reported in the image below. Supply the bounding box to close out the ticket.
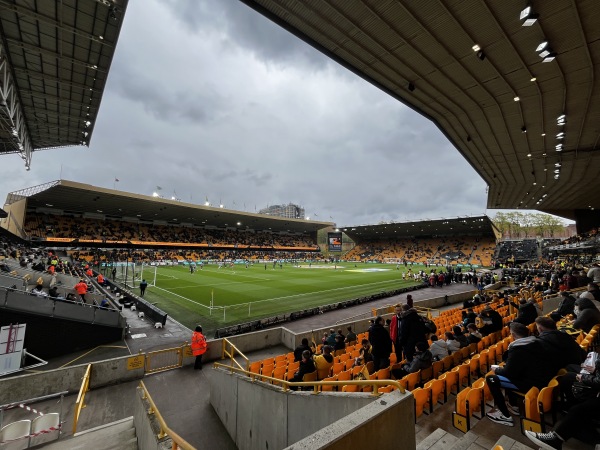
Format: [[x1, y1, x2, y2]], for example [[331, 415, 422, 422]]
[[0, 0, 128, 156], [241, 0, 600, 216]]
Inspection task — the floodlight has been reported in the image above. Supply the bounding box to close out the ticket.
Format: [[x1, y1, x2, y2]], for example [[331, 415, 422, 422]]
[[542, 53, 556, 63], [539, 50, 551, 58], [556, 132, 564, 139], [514, 96, 520, 102], [472, 44, 481, 52], [520, 6, 539, 26], [152, 192, 159, 197], [204, 201, 210, 206], [536, 41, 548, 53]]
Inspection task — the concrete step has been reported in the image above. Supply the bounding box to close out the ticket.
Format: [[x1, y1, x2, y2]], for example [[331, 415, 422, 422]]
[[417, 429, 534, 450], [42, 417, 136, 450]]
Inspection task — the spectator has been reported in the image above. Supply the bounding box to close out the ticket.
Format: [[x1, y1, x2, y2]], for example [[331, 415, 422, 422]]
[[289, 350, 316, 390], [333, 334, 346, 352], [445, 332, 460, 354], [392, 342, 433, 379], [139, 279, 148, 297], [535, 316, 586, 375], [477, 305, 503, 336], [462, 308, 477, 327], [466, 323, 482, 344], [344, 326, 357, 344], [31, 284, 46, 297], [485, 322, 555, 425], [313, 345, 334, 380], [571, 297, 600, 332], [526, 348, 600, 448], [368, 316, 392, 370], [399, 304, 428, 362], [578, 282, 600, 307], [325, 329, 337, 347], [293, 338, 312, 362], [74, 278, 88, 303], [452, 325, 469, 348], [356, 339, 373, 365], [511, 298, 538, 326], [190, 325, 208, 370], [586, 262, 600, 283], [429, 334, 448, 361], [389, 304, 403, 362], [549, 291, 576, 322]]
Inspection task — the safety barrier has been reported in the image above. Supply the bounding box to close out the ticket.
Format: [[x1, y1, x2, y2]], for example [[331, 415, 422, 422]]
[[221, 337, 249, 371], [213, 362, 406, 394], [72, 364, 91, 434], [138, 381, 195, 450], [145, 344, 187, 374]]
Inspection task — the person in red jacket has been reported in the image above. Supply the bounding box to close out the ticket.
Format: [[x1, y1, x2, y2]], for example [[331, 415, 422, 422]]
[[389, 304, 403, 362], [74, 279, 88, 303], [191, 325, 208, 370]]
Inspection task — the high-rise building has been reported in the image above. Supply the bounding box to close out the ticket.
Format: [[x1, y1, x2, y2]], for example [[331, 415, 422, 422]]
[[259, 203, 305, 219]]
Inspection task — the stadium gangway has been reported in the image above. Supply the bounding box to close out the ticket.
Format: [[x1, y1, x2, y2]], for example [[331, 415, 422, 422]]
[[138, 381, 195, 450], [212, 362, 407, 395], [334, 309, 374, 325]]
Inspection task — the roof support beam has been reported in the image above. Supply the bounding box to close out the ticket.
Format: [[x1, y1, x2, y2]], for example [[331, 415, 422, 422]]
[[0, 42, 33, 168]]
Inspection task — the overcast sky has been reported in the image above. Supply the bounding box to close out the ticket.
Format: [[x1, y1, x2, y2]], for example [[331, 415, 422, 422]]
[[1, 0, 496, 227]]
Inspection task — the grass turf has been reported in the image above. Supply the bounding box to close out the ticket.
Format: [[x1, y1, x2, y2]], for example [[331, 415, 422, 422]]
[[135, 262, 428, 333]]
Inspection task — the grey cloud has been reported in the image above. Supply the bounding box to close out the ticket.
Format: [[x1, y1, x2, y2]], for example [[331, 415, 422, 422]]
[[164, 0, 330, 70]]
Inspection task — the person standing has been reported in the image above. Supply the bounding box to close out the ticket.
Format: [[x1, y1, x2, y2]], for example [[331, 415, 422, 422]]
[[368, 316, 392, 371], [191, 325, 208, 370], [74, 278, 88, 303], [111, 266, 117, 281], [389, 304, 403, 362], [139, 279, 148, 297]]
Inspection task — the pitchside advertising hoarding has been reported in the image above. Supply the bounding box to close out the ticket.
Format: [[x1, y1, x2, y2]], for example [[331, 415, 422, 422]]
[[328, 232, 342, 252]]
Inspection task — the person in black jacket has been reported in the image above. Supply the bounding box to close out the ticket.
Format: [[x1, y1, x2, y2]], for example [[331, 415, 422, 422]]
[[289, 350, 316, 390], [549, 291, 576, 322], [535, 317, 586, 375], [293, 338, 312, 362], [485, 322, 555, 426], [399, 305, 428, 362], [510, 298, 538, 326], [392, 341, 433, 379], [571, 297, 600, 332], [526, 346, 600, 449], [368, 316, 392, 370], [478, 305, 503, 336]]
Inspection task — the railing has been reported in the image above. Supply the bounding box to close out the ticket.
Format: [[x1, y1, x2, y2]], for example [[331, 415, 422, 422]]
[[72, 364, 91, 434], [145, 344, 187, 374], [221, 338, 249, 371], [213, 362, 406, 395], [138, 381, 195, 450]]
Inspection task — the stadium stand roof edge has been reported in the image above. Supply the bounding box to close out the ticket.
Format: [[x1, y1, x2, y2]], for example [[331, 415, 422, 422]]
[[2, 179, 334, 235]]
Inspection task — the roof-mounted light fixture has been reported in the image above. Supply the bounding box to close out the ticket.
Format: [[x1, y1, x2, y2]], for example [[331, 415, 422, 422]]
[[557, 114, 566, 126], [556, 132, 564, 139], [520, 5, 539, 26], [521, 126, 527, 133], [555, 144, 563, 151]]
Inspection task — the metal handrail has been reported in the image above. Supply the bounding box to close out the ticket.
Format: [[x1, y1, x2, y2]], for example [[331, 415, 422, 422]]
[[72, 364, 91, 434], [139, 381, 195, 450], [213, 362, 406, 395], [221, 337, 249, 371]]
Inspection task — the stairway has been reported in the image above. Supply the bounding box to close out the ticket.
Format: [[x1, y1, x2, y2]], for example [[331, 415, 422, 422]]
[[417, 428, 534, 450], [42, 416, 137, 450]]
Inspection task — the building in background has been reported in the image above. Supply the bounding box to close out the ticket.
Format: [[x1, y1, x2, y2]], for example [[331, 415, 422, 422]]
[[259, 203, 305, 219]]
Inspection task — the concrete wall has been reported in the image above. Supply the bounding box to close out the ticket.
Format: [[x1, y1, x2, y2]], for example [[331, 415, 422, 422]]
[[210, 368, 396, 450], [134, 386, 173, 450], [0, 354, 145, 405], [286, 390, 414, 450]]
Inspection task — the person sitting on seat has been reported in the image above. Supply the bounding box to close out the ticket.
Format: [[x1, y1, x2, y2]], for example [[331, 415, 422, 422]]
[[429, 334, 449, 361], [289, 350, 316, 390], [535, 316, 586, 375], [344, 326, 357, 344], [570, 297, 600, 332], [313, 345, 334, 380], [549, 291, 576, 322], [485, 322, 555, 426], [391, 341, 433, 379], [445, 332, 460, 354], [452, 325, 469, 348], [31, 284, 46, 297], [333, 334, 346, 352], [356, 339, 373, 366], [466, 323, 482, 344]]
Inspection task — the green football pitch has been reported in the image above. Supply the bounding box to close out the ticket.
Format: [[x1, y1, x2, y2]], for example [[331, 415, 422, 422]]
[[135, 262, 426, 333]]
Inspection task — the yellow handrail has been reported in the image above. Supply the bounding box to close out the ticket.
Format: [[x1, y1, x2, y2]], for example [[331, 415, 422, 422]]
[[213, 362, 406, 395], [139, 381, 195, 450], [72, 364, 92, 434], [221, 337, 249, 371]]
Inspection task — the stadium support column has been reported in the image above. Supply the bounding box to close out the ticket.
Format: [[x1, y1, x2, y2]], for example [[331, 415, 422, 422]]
[[0, 42, 33, 169]]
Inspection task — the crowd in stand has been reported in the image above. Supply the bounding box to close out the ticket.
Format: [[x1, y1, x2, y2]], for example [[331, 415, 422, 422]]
[[24, 212, 318, 249]]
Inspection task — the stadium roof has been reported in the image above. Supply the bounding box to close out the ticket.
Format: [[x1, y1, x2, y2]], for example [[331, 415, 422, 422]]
[[5, 179, 333, 234], [342, 215, 498, 241], [0, 0, 128, 168], [240, 0, 600, 220]]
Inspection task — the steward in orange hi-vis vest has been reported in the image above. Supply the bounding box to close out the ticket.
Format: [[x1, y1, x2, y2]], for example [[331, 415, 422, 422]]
[[191, 326, 208, 370]]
